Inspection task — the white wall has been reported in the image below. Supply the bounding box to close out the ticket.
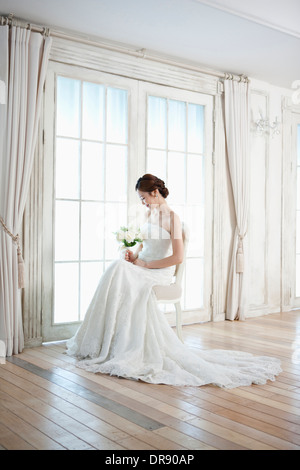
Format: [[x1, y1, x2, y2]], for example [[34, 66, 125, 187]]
[[23, 33, 296, 346], [224, 78, 292, 318]]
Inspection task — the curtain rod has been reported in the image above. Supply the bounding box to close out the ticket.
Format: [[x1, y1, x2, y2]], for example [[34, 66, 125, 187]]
[[1, 14, 249, 83]]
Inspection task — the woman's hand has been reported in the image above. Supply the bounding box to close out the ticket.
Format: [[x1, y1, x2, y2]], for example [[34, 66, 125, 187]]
[[132, 258, 147, 268], [125, 250, 137, 263], [125, 250, 147, 267]]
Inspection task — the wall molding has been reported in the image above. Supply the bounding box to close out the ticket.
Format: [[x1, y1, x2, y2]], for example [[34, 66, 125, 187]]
[[248, 89, 270, 315]]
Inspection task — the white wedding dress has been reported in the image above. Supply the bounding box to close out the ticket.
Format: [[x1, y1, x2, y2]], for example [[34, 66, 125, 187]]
[[66, 222, 282, 388]]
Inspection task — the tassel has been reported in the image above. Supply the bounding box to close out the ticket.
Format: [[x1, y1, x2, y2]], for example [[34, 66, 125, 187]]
[[236, 239, 244, 273], [0, 218, 25, 288], [17, 246, 25, 289]]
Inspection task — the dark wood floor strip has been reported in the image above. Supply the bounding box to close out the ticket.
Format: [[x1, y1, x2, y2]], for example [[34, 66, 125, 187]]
[[6, 356, 164, 432]]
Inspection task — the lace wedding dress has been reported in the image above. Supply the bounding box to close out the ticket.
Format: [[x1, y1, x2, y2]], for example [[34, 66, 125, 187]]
[[66, 222, 282, 388]]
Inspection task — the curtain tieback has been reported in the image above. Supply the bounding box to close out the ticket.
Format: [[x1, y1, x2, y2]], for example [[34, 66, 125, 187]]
[[236, 232, 246, 274], [0, 217, 25, 289]]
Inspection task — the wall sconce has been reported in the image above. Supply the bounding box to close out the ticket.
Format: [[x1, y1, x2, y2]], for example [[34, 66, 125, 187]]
[[255, 112, 280, 137], [0, 80, 6, 104]]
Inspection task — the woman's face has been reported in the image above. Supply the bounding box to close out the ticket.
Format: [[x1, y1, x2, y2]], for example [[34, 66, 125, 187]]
[[137, 190, 157, 209]]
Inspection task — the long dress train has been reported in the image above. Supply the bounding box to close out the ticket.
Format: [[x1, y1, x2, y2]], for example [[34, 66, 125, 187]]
[[66, 222, 282, 388]]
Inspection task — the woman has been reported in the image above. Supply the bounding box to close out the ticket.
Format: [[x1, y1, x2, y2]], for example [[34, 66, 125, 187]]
[[66, 174, 281, 388]]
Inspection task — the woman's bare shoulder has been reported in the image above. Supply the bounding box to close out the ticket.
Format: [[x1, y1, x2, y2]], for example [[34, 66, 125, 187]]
[[168, 209, 181, 224], [168, 210, 182, 239]]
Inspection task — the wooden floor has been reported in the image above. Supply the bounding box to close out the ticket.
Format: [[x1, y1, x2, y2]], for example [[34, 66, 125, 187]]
[[0, 311, 300, 450]]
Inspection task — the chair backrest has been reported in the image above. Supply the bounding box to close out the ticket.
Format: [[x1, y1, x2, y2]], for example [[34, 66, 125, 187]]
[[174, 222, 189, 286]]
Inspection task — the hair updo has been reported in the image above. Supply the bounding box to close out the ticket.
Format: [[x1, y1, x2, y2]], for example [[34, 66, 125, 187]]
[[135, 174, 169, 199]]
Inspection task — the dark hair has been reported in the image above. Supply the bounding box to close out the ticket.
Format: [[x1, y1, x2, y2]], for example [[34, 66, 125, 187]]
[[135, 174, 169, 199]]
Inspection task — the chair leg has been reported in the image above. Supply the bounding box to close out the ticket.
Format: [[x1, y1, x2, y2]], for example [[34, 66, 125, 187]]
[[175, 302, 183, 342]]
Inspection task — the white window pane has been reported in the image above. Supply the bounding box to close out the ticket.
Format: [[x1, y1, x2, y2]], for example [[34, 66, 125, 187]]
[[148, 96, 167, 149], [56, 76, 80, 138], [146, 149, 166, 182], [185, 258, 204, 309], [55, 201, 79, 261], [81, 202, 104, 260], [80, 262, 104, 320], [82, 142, 104, 201], [55, 138, 80, 199], [82, 82, 104, 141], [187, 154, 205, 204], [105, 203, 127, 259], [188, 104, 204, 154], [167, 152, 185, 203], [107, 87, 128, 144], [185, 205, 204, 257], [168, 100, 186, 152], [54, 263, 79, 323], [105, 145, 127, 201]]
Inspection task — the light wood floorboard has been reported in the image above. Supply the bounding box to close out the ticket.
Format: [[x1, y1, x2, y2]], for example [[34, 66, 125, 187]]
[[0, 311, 299, 450]]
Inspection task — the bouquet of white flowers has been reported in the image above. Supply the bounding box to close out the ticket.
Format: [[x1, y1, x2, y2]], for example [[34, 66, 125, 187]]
[[114, 225, 144, 249]]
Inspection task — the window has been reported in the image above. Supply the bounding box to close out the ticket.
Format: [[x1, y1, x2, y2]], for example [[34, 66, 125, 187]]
[[42, 63, 213, 341], [54, 77, 128, 324], [139, 83, 213, 323], [145, 95, 205, 309]]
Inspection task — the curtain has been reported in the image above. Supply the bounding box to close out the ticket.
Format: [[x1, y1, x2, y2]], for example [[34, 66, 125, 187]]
[[0, 25, 52, 356], [224, 78, 250, 321]]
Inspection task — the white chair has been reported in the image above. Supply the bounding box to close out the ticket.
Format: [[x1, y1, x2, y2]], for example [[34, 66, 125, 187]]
[[153, 223, 189, 342]]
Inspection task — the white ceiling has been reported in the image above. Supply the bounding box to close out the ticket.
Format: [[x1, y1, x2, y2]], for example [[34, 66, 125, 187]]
[[0, 0, 299, 89], [197, 0, 300, 37]]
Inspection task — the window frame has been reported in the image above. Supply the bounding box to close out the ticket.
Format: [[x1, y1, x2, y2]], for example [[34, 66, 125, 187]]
[[39, 61, 216, 342], [138, 81, 214, 323], [42, 62, 139, 341]]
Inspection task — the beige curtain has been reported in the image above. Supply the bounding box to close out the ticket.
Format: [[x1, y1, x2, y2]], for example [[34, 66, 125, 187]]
[[0, 25, 52, 356], [224, 78, 250, 321]]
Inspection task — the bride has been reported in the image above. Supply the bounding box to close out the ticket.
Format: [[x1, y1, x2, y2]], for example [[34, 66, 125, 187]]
[[66, 174, 282, 388]]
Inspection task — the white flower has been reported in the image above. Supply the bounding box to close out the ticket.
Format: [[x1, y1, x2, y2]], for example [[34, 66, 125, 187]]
[[125, 230, 136, 243], [114, 224, 143, 247]]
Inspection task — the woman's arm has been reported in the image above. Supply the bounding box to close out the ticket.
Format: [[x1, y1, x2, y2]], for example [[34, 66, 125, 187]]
[[134, 212, 184, 269]]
